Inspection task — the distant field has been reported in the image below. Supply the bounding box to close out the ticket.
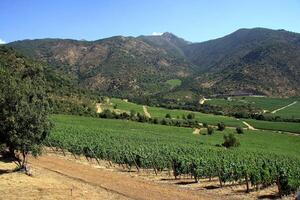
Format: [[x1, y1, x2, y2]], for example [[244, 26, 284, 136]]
[[206, 96, 300, 118], [244, 119, 300, 133], [110, 98, 143, 113], [165, 79, 182, 88], [206, 96, 296, 111], [147, 106, 246, 127], [270, 101, 300, 118], [103, 98, 246, 128]]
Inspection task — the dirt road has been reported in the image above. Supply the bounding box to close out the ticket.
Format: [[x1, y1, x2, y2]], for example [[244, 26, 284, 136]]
[[242, 121, 256, 130], [271, 101, 297, 114], [143, 106, 151, 118], [96, 103, 103, 113], [29, 154, 215, 200]]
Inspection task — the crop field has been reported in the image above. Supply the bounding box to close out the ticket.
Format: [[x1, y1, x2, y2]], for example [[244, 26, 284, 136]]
[[47, 114, 300, 193], [244, 119, 300, 133], [110, 98, 143, 113], [165, 79, 182, 88], [102, 98, 246, 128], [50, 115, 300, 156], [206, 96, 298, 112], [147, 106, 246, 127], [270, 101, 300, 118]]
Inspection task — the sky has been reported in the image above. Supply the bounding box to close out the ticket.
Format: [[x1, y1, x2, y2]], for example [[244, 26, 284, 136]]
[[1, 0, 300, 43]]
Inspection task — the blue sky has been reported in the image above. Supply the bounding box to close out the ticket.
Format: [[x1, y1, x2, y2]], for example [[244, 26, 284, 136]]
[[1, 0, 300, 43]]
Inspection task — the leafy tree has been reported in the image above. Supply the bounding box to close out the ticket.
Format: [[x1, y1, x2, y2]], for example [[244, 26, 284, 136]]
[[130, 110, 136, 117], [0, 49, 51, 172], [222, 133, 240, 148], [187, 113, 195, 120], [217, 122, 226, 131], [207, 126, 214, 135], [236, 126, 244, 134]]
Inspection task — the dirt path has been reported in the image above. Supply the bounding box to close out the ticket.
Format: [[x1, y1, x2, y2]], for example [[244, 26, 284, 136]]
[[0, 158, 129, 200], [271, 101, 297, 114], [242, 121, 256, 130], [96, 103, 102, 113], [199, 98, 210, 105], [193, 128, 201, 134], [143, 106, 151, 118], [29, 154, 215, 200]]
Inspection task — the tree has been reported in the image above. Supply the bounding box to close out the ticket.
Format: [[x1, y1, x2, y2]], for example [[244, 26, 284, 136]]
[[165, 113, 171, 119], [207, 126, 214, 135], [236, 126, 244, 134], [187, 113, 195, 120], [222, 133, 240, 148], [217, 122, 226, 131], [130, 110, 136, 118], [0, 48, 51, 172]]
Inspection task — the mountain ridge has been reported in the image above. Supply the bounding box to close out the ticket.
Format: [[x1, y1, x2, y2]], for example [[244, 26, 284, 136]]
[[7, 27, 300, 98]]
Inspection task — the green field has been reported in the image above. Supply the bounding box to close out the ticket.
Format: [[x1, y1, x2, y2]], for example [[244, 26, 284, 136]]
[[244, 119, 300, 133], [110, 98, 143, 113], [207, 96, 298, 111], [50, 114, 300, 158], [147, 106, 246, 127], [271, 101, 300, 118], [165, 79, 182, 88], [101, 98, 246, 128]]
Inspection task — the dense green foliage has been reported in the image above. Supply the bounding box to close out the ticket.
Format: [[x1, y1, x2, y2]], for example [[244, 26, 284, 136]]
[[47, 115, 300, 195], [0, 46, 51, 169]]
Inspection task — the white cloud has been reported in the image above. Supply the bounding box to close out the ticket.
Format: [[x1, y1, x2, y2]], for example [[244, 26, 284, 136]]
[[152, 32, 163, 36], [0, 39, 6, 44]]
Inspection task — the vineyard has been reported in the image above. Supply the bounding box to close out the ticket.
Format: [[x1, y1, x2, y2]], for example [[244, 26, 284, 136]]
[[103, 98, 246, 128], [46, 114, 300, 196], [244, 119, 300, 133]]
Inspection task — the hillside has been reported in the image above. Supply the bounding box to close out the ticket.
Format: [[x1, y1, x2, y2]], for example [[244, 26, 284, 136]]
[[9, 36, 192, 98], [184, 28, 300, 96], [0, 46, 97, 115], [8, 28, 300, 98]]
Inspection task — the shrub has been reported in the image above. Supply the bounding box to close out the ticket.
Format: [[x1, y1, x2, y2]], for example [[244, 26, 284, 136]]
[[217, 122, 226, 131], [165, 113, 171, 119], [222, 133, 240, 148], [207, 126, 214, 135], [236, 126, 244, 134], [187, 113, 195, 120], [130, 110, 136, 117]]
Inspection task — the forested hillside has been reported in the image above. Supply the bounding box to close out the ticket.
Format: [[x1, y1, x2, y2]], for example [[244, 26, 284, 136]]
[[8, 28, 300, 98]]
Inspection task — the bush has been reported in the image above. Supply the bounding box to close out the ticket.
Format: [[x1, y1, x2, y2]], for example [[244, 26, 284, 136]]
[[207, 126, 214, 135], [236, 126, 244, 134], [165, 113, 171, 119], [222, 133, 240, 148], [187, 113, 195, 120], [130, 110, 136, 117], [217, 122, 226, 131]]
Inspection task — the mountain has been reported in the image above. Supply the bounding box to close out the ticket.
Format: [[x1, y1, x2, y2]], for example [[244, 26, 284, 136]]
[[0, 46, 98, 115], [183, 28, 300, 96], [8, 36, 192, 98], [7, 28, 300, 98]]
